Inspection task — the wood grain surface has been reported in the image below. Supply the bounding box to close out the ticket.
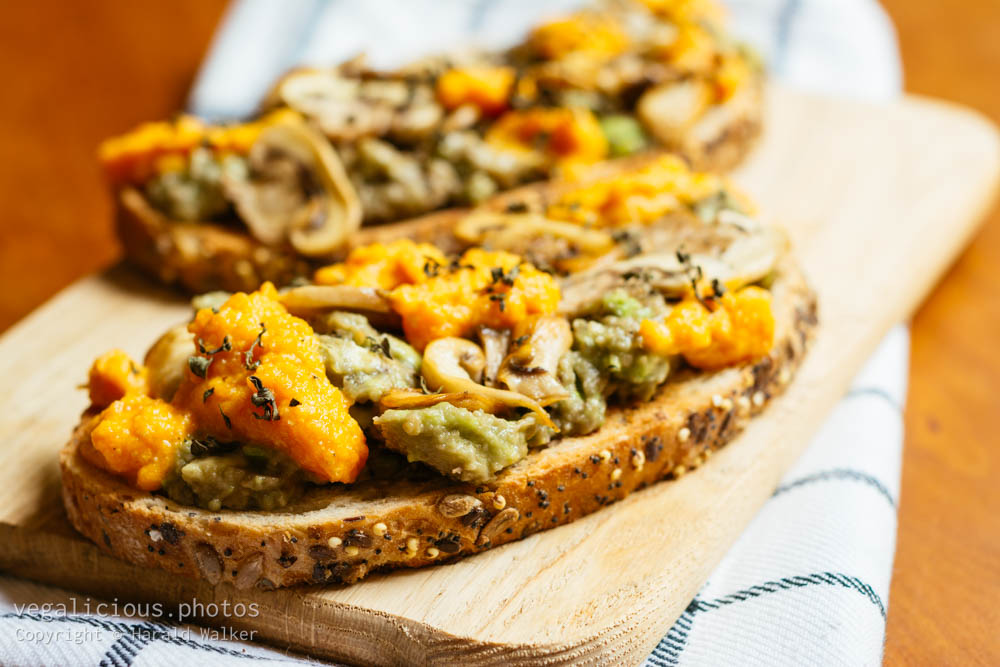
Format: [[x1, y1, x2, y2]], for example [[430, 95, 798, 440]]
[[0, 1, 998, 663], [0, 87, 997, 665], [0, 0, 227, 330], [877, 2, 1000, 664]]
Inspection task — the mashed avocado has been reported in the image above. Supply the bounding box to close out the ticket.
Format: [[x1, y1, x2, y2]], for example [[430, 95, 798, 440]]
[[374, 402, 537, 483], [315, 311, 421, 404], [146, 148, 247, 221], [161, 439, 311, 511], [599, 115, 648, 157], [551, 351, 607, 435], [572, 289, 671, 401]]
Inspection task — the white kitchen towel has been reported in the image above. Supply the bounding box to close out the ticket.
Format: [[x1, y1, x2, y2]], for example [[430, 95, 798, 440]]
[[0, 1, 905, 665]]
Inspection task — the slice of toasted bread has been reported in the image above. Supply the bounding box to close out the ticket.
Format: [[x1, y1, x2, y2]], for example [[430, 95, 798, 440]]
[[116, 188, 311, 294], [60, 252, 813, 590], [115, 79, 762, 295]]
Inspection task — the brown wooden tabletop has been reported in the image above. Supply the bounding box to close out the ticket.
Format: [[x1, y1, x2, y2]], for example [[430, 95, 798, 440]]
[[0, 1, 997, 663]]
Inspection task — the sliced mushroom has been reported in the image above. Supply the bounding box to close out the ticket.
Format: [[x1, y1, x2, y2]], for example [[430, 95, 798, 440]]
[[437, 130, 546, 189], [716, 222, 789, 288], [379, 389, 504, 414], [422, 337, 487, 389], [278, 284, 399, 329], [637, 79, 713, 147], [144, 324, 195, 401], [390, 85, 444, 142], [456, 211, 614, 255], [559, 220, 788, 316], [497, 317, 572, 406], [421, 338, 555, 429], [353, 138, 460, 221], [454, 211, 616, 272], [478, 326, 510, 387], [273, 70, 394, 141], [687, 80, 761, 154], [225, 115, 361, 257]]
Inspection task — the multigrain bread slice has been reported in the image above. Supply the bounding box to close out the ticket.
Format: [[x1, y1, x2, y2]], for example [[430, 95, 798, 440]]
[[60, 254, 814, 590], [115, 81, 763, 295], [116, 188, 312, 294]]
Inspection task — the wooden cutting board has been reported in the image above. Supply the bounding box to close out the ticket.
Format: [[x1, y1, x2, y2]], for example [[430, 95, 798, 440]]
[[0, 86, 997, 666]]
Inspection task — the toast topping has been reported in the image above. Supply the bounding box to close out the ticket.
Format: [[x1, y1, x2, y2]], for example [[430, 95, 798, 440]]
[[388, 247, 561, 350], [314, 239, 446, 290], [99, 111, 294, 186], [87, 349, 150, 409], [174, 283, 366, 483], [485, 108, 609, 168], [81, 217, 779, 504], [84, 283, 367, 493], [546, 155, 741, 227], [436, 66, 516, 115], [223, 117, 362, 257], [639, 284, 774, 369], [86, 394, 192, 491], [83, 198, 782, 503], [101, 112, 362, 256], [417, 337, 555, 428], [317, 241, 562, 351], [101, 1, 759, 246], [375, 402, 538, 483], [528, 12, 629, 61]]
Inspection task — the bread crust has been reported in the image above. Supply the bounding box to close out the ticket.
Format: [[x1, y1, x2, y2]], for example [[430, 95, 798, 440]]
[[115, 78, 763, 294], [116, 188, 310, 294], [61, 254, 814, 590]]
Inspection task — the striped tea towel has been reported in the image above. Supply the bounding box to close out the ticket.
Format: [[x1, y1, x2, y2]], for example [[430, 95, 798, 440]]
[[0, 1, 904, 665]]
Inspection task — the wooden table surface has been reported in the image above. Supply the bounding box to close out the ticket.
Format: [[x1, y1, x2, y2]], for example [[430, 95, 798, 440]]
[[0, 1, 996, 664]]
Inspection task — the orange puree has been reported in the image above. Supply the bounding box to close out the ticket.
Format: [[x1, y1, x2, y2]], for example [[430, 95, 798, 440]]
[[394, 248, 560, 350], [87, 349, 149, 409], [713, 52, 752, 102], [486, 108, 608, 166], [529, 12, 628, 60], [88, 395, 192, 491], [639, 286, 774, 370], [314, 239, 446, 290], [98, 110, 297, 185], [316, 241, 561, 351], [547, 155, 731, 227], [173, 282, 366, 483], [84, 283, 367, 491], [436, 66, 515, 115], [638, 0, 725, 24]]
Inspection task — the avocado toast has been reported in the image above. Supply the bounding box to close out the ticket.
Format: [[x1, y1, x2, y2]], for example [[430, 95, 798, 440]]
[[101, 0, 763, 294], [61, 154, 816, 588]]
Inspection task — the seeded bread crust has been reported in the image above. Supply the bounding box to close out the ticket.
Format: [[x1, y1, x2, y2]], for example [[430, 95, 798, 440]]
[[60, 253, 813, 590], [115, 78, 763, 295], [116, 188, 311, 294]]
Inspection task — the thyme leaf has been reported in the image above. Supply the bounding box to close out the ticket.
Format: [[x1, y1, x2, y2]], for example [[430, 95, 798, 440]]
[[243, 323, 266, 371], [219, 405, 232, 430], [366, 336, 393, 359], [422, 257, 441, 278], [711, 278, 726, 298], [249, 375, 279, 421], [188, 355, 212, 379], [197, 336, 231, 355]]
